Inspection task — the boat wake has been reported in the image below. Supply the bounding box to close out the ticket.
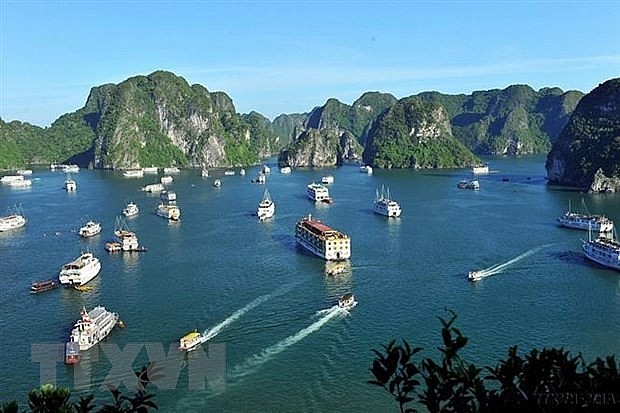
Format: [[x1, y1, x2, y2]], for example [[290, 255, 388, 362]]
[[471, 244, 553, 280], [200, 284, 295, 343], [229, 306, 344, 381]]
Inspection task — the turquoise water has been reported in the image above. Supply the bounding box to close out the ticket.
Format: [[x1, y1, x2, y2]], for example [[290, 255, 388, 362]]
[[0, 156, 618, 411]]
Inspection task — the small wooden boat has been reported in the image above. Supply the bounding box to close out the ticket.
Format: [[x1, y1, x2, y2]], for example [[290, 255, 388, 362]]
[[30, 279, 58, 293], [65, 341, 80, 364]]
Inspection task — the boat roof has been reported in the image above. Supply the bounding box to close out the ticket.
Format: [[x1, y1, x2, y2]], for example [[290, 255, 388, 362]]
[[182, 331, 201, 340], [340, 293, 354, 300]]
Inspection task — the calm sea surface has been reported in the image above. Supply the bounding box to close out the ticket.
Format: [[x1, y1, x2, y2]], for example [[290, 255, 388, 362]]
[[1, 156, 619, 412]]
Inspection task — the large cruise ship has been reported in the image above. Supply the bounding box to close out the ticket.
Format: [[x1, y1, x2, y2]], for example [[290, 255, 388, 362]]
[[295, 215, 351, 260], [306, 183, 332, 203], [58, 252, 101, 285], [557, 200, 614, 232], [374, 185, 402, 218], [582, 231, 620, 271], [69, 306, 119, 351], [156, 203, 181, 221]]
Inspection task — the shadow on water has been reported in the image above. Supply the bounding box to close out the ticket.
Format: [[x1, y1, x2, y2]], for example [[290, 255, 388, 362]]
[[548, 250, 591, 268], [272, 234, 298, 253]]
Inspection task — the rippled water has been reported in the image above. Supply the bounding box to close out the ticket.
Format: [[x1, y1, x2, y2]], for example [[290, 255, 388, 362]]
[[1, 156, 618, 411]]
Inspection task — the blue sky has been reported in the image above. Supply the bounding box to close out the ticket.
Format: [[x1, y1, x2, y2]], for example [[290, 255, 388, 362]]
[[1, 0, 619, 127]]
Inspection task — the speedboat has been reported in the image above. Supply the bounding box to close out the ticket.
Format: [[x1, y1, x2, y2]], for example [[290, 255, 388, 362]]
[[179, 330, 205, 351], [338, 293, 357, 310], [213, 179, 221, 188], [468, 270, 484, 282], [79, 221, 102, 237], [65, 175, 77, 191]]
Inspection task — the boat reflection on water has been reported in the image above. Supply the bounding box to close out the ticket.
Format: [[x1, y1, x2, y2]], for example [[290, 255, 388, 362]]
[[324, 260, 351, 276], [323, 261, 352, 297]]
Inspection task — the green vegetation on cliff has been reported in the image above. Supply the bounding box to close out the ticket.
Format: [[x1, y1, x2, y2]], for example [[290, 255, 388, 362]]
[[363, 97, 479, 169], [546, 78, 620, 188]]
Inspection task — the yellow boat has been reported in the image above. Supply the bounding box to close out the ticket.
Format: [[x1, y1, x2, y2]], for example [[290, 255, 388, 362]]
[[179, 330, 204, 351], [73, 285, 93, 292]]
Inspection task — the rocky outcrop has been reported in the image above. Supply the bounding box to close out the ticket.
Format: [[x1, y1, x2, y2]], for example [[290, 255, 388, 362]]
[[546, 78, 620, 191], [277, 128, 362, 167], [362, 97, 479, 169]]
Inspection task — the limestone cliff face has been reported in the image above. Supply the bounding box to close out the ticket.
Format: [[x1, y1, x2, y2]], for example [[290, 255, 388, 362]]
[[277, 127, 361, 167], [363, 97, 479, 169], [85, 71, 277, 169], [546, 78, 620, 192]]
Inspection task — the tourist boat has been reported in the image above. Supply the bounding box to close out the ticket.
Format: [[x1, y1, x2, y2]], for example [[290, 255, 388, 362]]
[[179, 330, 205, 351], [582, 229, 620, 271], [69, 306, 119, 351], [321, 175, 334, 184], [262, 165, 271, 174], [64, 164, 80, 173], [163, 166, 181, 174], [457, 179, 480, 190], [1, 175, 25, 184], [79, 221, 102, 238], [141, 166, 158, 174], [122, 169, 144, 178], [156, 203, 181, 221], [159, 190, 177, 202], [8, 179, 32, 188], [160, 176, 173, 184], [374, 185, 402, 217], [239, 169, 246, 176], [257, 189, 275, 221], [58, 252, 101, 286], [65, 341, 80, 364], [279, 166, 292, 174], [360, 165, 373, 174], [307, 183, 332, 203], [201, 169, 209, 178], [557, 200, 614, 232], [141, 183, 164, 193], [468, 270, 484, 282], [224, 170, 235, 176], [472, 164, 490, 174], [0, 210, 27, 232], [65, 175, 77, 191], [338, 293, 357, 310], [114, 219, 140, 251], [213, 179, 221, 188], [30, 279, 58, 293], [122, 202, 139, 217], [16, 169, 33, 175], [295, 214, 351, 260], [256, 173, 266, 184]]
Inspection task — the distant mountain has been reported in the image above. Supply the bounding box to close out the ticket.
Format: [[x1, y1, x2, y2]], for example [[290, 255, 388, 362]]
[[0, 71, 280, 170], [362, 97, 479, 169], [417, 85, 583, 155], [277, 92, 396, 167], [271, 113, 308, 146], [546, 78, 620, 192]]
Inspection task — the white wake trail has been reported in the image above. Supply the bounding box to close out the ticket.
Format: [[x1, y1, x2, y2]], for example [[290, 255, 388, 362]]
[[230, 306, 343, 379], [201, 284, 294, 342], [478, 244, 552, 278]]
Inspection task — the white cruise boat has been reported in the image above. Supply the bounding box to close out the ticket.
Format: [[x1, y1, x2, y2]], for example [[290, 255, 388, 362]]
[[64, 164, 80, 173], [8, 178, 32, 188], [374, 185, 402, 217], [257, 189, 275, 221], [156, 203, 181, 221], [360, 165, 373, 174], [141, 183, 164, 193], [472, 164, 489, 174], [69, 306, 119, 351], [141, 166, 158, 174], [224, 170, 235, 176], [239, 168, 246, 176], [256, 173, 266, 184], [123, 169, 144, 178], [159, 190, 177, 202], [65, 175, 77, 191], [17, 169, 33, 175], [161, 176, 174, 184], [0, 211, 27, 232], [122, 202, 139, 217], [307, 183, 332, 203], [557, 200, 614, 232], [1, 175, 24, 184], [113, 228, 139, 251], [58, 252, 101, 285], [163, 166, 181, 174], [321, 175, 334, 184], [201, 169, 209, 178], [179, 330, 206, 351], [79, 221, 102, 238], [262, 165, 271, 174], [295, 214, 351, 260], [582, 229, 620, 271], [279, 166, 292, 174], [338, 293, 357, 311], [457, 179, 480, 190]]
